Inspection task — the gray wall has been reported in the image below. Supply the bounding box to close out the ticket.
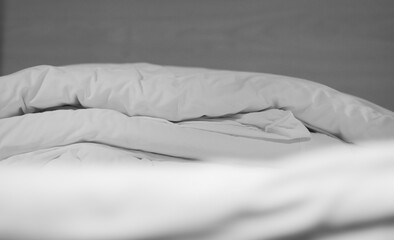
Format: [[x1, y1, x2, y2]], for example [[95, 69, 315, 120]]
[[1, 0, 394, 110]]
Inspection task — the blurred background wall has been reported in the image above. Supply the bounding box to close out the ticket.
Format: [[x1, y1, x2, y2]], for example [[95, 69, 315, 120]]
[[0, 0, 393, 110]]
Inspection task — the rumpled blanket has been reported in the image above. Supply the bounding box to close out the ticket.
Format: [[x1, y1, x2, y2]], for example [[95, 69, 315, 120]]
[[1, 63, 394, 240], [1, 63, 393, 161]]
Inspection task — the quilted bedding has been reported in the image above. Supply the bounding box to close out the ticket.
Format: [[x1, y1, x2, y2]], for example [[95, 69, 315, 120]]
[[0, 63, 394, 239]]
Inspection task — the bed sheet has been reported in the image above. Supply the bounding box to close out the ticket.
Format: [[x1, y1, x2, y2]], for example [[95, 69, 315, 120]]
[[1, 63, 394, 240], [1, 131, 351, 169], [0, 141, 393, 240]]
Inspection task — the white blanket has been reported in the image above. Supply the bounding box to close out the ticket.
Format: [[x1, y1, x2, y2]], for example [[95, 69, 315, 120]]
[[1, 63, 393, 144], [0, 63, 394, 239], [1, 142, 394, 240]]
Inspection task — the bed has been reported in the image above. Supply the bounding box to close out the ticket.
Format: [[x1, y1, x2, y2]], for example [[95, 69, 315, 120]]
[[0, 63, 394, 240]]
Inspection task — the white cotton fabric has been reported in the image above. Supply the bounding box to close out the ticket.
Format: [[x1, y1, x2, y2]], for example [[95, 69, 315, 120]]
[[0, 63, 393, 144], [1, 63, 394, 240], [0, 142, 394, 240]]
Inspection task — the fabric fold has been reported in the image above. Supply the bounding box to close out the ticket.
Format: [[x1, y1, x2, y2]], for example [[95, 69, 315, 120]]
[[0, 109, 307, 161], [1, 63, 393, 143], [178, 109, 310, 142]]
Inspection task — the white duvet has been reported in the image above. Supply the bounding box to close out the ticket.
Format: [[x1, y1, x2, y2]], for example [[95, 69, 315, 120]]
[[0, 63, 394, 239]]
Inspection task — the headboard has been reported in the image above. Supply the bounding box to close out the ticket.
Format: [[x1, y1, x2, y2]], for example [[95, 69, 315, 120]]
[[1, 0, 393, 110]]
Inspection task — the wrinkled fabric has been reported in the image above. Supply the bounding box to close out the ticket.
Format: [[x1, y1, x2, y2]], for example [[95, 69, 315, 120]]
[[0, 108, 310, 160], [1, 63, 394, 240], [1, 63, 393, 143], [178, 109, 310, 142], [0, 142, 394, 240]]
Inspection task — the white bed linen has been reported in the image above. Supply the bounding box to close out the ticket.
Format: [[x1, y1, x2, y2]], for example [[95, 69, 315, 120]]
[[1, 63, 394, 240], [1, 63, 393, 143], [0, 132, 348, 168], [0, 141, 393, 240]]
